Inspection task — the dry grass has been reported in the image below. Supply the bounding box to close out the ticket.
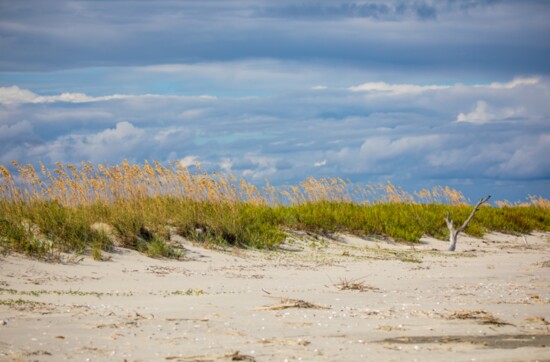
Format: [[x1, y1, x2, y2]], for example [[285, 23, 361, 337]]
[[447, 309, 513, 326], [166, 351, 256, 362], [334, 277, 381, 292], [0, 161, 477, 207], [525, 316, 549, 325], [256, 297, 331, 311], [1, 160, 548, 259]]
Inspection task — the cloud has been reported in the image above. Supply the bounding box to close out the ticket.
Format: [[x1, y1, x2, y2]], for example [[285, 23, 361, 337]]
[[179, 155, 199, 168], [487, 134, 550, 178], [95, 121, 143, 141], [34, 109, 114, 122], [0, 120, 33, 140], [486, 77, 540, 89], [349, 77, 542, 96], [360, 135, 442, 159], [0, 120, 197, 165], [314, 160, 327, 167], [57, 121, 148, 162], [350, 135, 443, 174], [415, 3, 437, 20], [0, 86, 37, 105], [0, 86, 216, 105], [456, 100, 529, 124], [178, 109, 206, 120], [349, 82, 450, 95], [456, 100, 493, 124], [216, 154, 279, 180], [425, 133, 550, 180], [1, 1, 549, 78], [256, 1, 496, 21], [258, 3, 394, 20]]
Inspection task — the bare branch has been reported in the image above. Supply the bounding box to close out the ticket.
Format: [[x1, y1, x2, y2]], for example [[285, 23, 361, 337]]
[[446, 195, 491, 252], [456, 195, 491, 233], [444, 211, 453, 229]]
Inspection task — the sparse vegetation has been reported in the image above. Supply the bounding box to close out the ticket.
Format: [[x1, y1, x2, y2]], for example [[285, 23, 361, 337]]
[[447, 309, 513, 326], [0, 161, 548, 260], [0, 287, 133, 298], [334, 277, 380, 292]]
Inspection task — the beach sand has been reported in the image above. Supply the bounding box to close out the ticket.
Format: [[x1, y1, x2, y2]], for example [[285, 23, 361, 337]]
[[1, 231, 549, 361]]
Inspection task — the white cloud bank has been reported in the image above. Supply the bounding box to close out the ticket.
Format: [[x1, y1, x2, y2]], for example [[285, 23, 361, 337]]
[[349, 77, 541, 95], [456, 100, 528, 125], [349, 82, 449, 94], [485, 77, 540, 89], [0, 86, 216, 105], [456, 100, 494, 124]]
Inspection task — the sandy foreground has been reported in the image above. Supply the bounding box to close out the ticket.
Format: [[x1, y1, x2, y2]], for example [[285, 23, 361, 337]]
[[0, 231, 549, 362]]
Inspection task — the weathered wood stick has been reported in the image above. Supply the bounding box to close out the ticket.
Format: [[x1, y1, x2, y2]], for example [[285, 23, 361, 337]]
[[446, 195, 491, 251]]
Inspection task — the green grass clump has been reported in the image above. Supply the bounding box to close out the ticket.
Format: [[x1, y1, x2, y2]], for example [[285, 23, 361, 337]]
[[1, 161, 548, 260], [141, 235, 182, 259]]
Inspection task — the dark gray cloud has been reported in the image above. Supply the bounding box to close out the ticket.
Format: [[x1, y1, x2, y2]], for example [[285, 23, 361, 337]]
[[0, 0, 549, 77]]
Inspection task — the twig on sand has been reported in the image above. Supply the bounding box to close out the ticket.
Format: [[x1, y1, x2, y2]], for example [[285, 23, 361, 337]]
[[447, 309, 513, 326], [167, 350, 256, 361], [256, 296, 330, 311], [334, 277, 380, 292]]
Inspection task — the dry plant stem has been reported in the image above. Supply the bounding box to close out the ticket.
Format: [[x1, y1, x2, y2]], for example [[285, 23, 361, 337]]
[[256, 296, 330, 311], [445, 195, 491, 251]]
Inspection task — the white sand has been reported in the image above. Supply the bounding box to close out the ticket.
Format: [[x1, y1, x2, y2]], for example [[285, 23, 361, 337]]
[[1, 231, 549, 361]]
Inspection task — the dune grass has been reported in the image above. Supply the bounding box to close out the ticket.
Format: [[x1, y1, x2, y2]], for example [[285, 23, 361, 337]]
[[0, 161, 548, 259]]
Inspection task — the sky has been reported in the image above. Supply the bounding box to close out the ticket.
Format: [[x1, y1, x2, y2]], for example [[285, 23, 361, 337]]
[[1, 0, 549, 202]]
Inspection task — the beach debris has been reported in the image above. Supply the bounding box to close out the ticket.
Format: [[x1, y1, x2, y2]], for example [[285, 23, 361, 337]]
[[166, 350, 256, 361], [257, 337, 311, 346], [378, 334, 550, 349], [377, 324, 406, 331], [447, 309, 513, 326], [165, 317, 209, 322], [525, 316, 549, 325], [25, 350, 52, 357], [445, 195, 491, 251], [256, 297, 330, 311], [334, 277, 380, 292]]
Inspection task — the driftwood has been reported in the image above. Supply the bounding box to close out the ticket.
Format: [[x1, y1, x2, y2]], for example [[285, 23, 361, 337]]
[[445, 196, 491, 251]]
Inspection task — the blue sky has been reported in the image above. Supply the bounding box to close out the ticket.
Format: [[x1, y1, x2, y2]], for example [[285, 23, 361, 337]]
[[1, 0, 549, 202]]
